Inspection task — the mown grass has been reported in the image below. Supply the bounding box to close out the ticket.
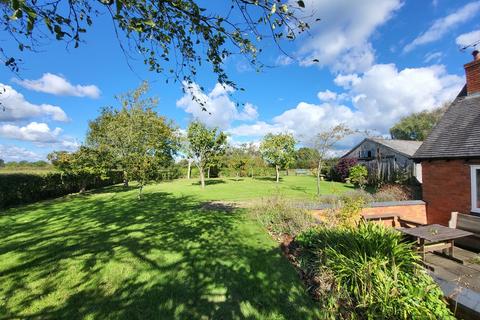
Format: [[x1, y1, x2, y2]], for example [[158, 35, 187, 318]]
[[161, 175, 353, 202], [0, 176, 345, 319]]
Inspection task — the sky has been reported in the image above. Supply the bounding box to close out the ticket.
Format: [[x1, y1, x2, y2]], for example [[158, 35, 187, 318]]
[[1, 0, 480, 161]]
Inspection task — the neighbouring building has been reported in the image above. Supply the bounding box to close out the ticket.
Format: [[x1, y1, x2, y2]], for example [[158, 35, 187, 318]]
[[413, 51, 480, 225], [341, 138, 423, 183]]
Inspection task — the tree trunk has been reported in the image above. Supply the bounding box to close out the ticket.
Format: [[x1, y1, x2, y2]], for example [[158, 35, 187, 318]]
[[316, 160, 323, 197], [123, 171, 129, 187], [275, 165, 280, 183], [138, 184, 143, 199], [199, 168, 205, 189], [207, 167, 210, 179], [187, 160, 192, 179]]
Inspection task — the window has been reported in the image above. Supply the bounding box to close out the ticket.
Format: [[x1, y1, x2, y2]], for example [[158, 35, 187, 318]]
[[472, 165, 480, 213]]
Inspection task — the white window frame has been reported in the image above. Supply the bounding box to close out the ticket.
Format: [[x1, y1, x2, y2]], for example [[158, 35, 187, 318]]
[[471, 165, 480, 213]]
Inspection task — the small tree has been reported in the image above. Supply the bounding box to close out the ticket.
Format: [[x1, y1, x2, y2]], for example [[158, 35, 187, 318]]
[[295, 147, 319, 169], [187, 121, 227, 188], [310, 124, 353, 196], [334, 158, 358, 182], [86, 82, 178, 197], [348, 164, 368, 189], [226, 146, 249, 179], [260, 133, 296, 183], [0, 159, 5, 168]]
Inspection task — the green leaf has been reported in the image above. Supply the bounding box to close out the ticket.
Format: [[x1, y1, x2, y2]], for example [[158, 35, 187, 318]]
[[297, 0, 305, 8]]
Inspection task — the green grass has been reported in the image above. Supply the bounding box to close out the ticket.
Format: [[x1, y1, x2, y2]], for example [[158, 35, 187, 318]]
[[0, 176, 349, 319], [163, 175, 353, 202]]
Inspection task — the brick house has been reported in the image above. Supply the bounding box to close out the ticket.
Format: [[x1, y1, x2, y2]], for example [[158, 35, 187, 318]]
[[413, 51, 480, 225]]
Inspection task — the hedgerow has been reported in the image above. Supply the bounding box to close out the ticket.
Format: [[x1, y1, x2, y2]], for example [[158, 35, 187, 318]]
[[0, 172, 123, 208]]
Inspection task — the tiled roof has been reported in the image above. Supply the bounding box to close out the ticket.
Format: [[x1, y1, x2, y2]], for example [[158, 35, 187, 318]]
[[414, 86, 480, 160], [370, 138, 423, 157], [342, 138, 422, 158]]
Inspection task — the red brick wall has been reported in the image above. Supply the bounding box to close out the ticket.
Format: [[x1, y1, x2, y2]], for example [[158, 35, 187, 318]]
[[422, 160, 478, 225], [361, 204, 426, 224], [465, 59, 480, 95], [311, 202, 426, 227]]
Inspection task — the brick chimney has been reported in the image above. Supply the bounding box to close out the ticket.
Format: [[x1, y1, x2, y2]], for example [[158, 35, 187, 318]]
[[465, 50, 480, 95]]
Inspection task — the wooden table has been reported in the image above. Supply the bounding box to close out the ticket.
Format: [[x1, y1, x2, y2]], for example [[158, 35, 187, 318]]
[[398, 224, 473, 263]]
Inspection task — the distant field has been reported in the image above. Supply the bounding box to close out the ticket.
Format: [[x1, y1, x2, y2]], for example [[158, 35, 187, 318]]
[[0, 167, 58, 174]]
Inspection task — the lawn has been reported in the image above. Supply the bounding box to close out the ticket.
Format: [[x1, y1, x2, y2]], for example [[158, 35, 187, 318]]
[[162, 175, 353, 201], [0, 176, 349, 319]]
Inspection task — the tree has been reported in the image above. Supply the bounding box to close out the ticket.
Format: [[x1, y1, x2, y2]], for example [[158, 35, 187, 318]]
[[0, 159, 4, 168], [226, 145, 249, 179], [186, 121, 227, 188], [260, 133, 296, 183], [389, 104, 448, 141], [348, 164, 368, 189], [295, 147, 319, 169], [86, 82, 178, 196], [310, 124, 352, 196], [2, 1, 312, 91], [48, 147, 111, 192]]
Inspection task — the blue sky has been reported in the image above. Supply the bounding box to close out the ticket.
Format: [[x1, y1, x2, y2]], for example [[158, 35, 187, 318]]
[[1, 0, 480, 161]]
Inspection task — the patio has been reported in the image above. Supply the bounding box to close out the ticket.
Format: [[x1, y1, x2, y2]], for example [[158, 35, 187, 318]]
[[425, 247, 480, 319]]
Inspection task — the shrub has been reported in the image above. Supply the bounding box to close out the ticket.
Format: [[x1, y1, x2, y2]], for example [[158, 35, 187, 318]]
[[347, 164, 368, 188], [374, 184, 411, 202], [0, 172, 124, 208], [250, 197, 317, 237], [332, 158, 357, 182], [295, 223, 455, 320]]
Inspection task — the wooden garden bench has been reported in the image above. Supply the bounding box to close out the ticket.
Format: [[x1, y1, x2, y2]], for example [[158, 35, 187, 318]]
[[295, 169, 309, 176], [449, 212, 480, 250]]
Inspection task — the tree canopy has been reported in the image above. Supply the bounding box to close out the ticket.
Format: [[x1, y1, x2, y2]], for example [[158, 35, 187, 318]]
[[389, 104, 448, 141], [85, 82, 178, 195], [186, 121, 227, 188], [2, 0, 312, 90], [260, 132, 296, 183], [295, 147, 319, 169], [310, 124, 352, 196]]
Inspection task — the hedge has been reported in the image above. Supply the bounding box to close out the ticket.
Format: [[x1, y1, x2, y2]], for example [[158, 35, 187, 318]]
[[0, 171, 123, 209], [0, 167, 183, 209]]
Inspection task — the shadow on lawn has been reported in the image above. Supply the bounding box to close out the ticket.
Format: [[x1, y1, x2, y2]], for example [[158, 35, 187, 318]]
[[0, 188, 317, 319], [191, 179, 227, 186], [254, 177, 283, 182]]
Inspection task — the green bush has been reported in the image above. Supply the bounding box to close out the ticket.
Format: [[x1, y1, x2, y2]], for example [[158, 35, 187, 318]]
[[0, 172, 124, 208], [348, 164, 368, 188], [295, 223, 455, 320], [250, 197, 318, 237]]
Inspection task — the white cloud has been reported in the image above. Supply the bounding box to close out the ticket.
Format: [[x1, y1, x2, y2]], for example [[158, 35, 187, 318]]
[[424, 51, 443, 63], [0, 122, 62, 143], [0, 145, 43, 161], [292, 0, 402, 72], [176, 82, 258, 129], [228, 121, 286, 137], [275, 55, 294, 66], [0, 84, 68, 122], [456, 29, 480, 47], [13, 73, 101, 98], [404, 1, 480, 52], [317, 90, 337, 101], [228, 63, 463, 143]]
